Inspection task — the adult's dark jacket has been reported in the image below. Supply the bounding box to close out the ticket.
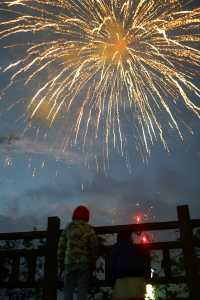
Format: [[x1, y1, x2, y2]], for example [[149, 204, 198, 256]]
[[111, 240, 151, 280]]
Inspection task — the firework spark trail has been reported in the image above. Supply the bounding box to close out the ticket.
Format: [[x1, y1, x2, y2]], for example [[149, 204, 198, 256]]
[[0, 0, 200, 159]]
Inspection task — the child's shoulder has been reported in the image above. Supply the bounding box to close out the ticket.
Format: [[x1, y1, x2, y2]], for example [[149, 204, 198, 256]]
[[81, 221, 93, 231], [67, 220, 91, 230], [79, 221, 96, 235]]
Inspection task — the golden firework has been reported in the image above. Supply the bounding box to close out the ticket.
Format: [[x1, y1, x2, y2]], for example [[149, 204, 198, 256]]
[[27, 100, 53, 125], [0, 0, 200, 157]]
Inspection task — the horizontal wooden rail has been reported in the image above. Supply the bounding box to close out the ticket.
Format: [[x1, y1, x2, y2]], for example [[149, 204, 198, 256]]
[[0, 280, 45, 289], [4, 275, 198, 289], [191, 219, 200, 228], [1, 218, 199, 241], [58, 274, 200, 288], [145, 241, 181, 250], [0, 230, 47, 241], [141, 240, 200, 250], [0, 248, 46, 257], [94, 219, 200, 234], [94, 221, 180, 233], [99, 241, 182, 253]]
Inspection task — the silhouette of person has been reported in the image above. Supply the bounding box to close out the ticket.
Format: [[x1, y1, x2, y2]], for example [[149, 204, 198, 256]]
[[111, 231, 150, 300], [57, 205, 98, 300]]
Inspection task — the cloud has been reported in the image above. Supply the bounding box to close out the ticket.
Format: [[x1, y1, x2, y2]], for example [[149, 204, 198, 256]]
[[0, 214, 47, 232], [2, 187, 73, 217], [78, 173, 176, 224], [1, 171, 175, 228], [1, 166, 199, 233], [1, 139, 200, 230], [25, 185, 75, 200], [157, 163, 200, 196], [158, 168, 184, 196], [0, 135, 85, 166]]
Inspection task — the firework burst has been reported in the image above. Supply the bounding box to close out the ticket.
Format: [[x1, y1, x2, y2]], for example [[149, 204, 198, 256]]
[[0, 0, 200, 160]]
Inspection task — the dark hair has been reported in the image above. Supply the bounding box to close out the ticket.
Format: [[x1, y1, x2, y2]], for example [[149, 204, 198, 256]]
[[117, 230, 133, 243]]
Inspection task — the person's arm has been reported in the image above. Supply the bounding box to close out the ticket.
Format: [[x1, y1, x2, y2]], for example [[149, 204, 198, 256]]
[[143, 248, 151, 279], [88, 228, 98, 270], [57, 228, 67, 273], [111, 243, 123, 283]]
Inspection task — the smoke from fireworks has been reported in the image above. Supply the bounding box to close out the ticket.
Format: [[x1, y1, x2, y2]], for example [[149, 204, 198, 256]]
[[0, 0, 200, 160]]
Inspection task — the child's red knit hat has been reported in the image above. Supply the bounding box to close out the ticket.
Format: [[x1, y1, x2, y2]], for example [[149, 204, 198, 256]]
[[72, 205, 90, 222]]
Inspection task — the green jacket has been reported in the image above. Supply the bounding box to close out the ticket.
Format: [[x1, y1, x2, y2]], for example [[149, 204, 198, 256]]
[[57, 220, 98, 268]]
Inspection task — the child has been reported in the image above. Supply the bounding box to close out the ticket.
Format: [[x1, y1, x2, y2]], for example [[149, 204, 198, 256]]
[[57, 205, 98, 300]]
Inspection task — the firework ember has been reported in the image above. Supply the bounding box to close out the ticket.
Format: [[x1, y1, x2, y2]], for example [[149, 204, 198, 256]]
[[0, 0, 200, 157], [134, 213, 142, 224]]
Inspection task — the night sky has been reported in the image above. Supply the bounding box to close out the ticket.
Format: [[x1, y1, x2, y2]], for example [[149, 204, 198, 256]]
[[0, 0, 200, 232]]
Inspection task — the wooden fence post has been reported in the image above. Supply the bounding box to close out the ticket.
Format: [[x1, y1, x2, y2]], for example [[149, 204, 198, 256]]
[[162, 248, 171, 278], [44, 217, 60, 300], [177, 205, 199, 299]]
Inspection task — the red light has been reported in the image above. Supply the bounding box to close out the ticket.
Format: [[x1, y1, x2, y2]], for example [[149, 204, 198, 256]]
[[135, 214, 142, 224], [142, 236, 147, 243], [141, 234, 149, 244], [136, 216, 141, 223]]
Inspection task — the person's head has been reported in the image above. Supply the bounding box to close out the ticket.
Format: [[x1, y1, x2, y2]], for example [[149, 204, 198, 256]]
[[72, 205, 90, 222], [117, 230, 133, 244]]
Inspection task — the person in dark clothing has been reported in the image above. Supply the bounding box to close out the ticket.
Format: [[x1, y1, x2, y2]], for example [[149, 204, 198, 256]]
[[111, 231, 150, 300]]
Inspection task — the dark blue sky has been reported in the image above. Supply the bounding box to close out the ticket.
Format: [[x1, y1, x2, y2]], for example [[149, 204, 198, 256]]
[[0, 0, 200, 231]]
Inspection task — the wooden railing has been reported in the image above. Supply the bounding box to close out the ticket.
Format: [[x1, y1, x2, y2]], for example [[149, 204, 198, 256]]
[[0, 205, 200, 299]]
